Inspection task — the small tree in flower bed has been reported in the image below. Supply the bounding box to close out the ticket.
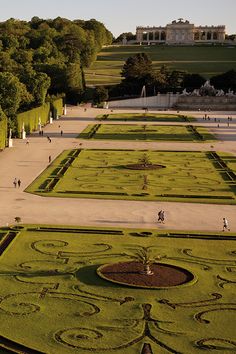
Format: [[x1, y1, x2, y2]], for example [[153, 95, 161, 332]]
[[129, 246, 166, 276]]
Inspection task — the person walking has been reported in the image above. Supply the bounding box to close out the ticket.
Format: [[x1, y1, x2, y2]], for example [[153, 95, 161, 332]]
[[222, 218, 230, 232], [60, 130, 63, 136], [157, 210, 162, 223], [157, 210, 165, 223], [17, 179, 21, 188], [160, 210, 165, 224], [13, 178, 17, 188], [48, 155, 51, 163]]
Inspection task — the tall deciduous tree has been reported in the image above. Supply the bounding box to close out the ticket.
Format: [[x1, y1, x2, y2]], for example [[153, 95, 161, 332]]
[[121, 53, 153, 81], [0, 72, 33, 117], [182, 73, 206, 91], [211, 70, 236, 91], [93, 86, 108, 104]]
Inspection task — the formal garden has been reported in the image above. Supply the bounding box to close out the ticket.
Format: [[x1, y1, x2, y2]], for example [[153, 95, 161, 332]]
[[26, 149, 236, 204], [79, 124, 214, 141], [96, 113, 195, 122], [0, 225, 235, 353]]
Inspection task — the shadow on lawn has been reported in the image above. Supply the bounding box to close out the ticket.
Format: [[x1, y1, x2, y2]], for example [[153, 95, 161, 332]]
[[76, 264, 118, 287]]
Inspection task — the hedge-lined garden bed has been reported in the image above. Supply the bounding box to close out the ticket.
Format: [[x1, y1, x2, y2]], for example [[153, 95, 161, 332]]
[[79, 124, 215, 141], [16, 98, 64, 136], [96, 113, 195, 122], [26, 149, 236, 204], [0, 225, 235, 353]]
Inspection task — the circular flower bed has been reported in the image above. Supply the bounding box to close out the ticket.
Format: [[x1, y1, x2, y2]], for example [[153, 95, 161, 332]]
[[97, 261, 195, 289]]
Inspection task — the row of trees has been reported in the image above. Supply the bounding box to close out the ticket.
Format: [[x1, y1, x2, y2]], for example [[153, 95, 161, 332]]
[[0, 17, 112, 134], [109, 53, 236, 98]]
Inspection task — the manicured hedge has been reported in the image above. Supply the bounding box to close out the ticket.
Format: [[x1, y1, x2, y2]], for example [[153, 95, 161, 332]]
[[0, 107, 7, 150], [16, 103, 50, 136], [16, 98, 64, 136], [51, 98, 64, 119]]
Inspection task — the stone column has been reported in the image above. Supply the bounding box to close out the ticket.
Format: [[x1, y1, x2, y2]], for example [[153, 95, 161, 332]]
[[159, 31, 161, 41], [147, 32, 150, 43], [211, 31, 213, 40]]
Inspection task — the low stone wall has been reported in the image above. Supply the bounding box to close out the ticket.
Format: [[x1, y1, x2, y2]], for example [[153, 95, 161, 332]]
[[108, 94, 236, 111], [175, 96, 236, 111], [108, 93, 179, 109]]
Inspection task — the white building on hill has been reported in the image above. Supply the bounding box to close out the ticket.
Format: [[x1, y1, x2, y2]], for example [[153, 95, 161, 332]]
[[136, 19, 226, 45]]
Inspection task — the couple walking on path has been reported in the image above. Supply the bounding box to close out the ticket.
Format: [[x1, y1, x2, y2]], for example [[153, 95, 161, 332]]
[[13, 178, 21, 188]]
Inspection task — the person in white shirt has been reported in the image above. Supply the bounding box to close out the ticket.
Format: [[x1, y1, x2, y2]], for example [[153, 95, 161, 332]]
[[222, 218, 230, 232]]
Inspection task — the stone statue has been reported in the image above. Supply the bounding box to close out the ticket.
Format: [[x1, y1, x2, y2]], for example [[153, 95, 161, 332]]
[[8, 128, 13, 147], [191, 89, 200, 96], [199, 80, 217, 96], [122, 35, 127, 45], [22, 122, 26, 139], [216, 89, 225, 97], [38, 116, 42, 131], [181, 88, 190, 96], [226, 89, 235, 97]]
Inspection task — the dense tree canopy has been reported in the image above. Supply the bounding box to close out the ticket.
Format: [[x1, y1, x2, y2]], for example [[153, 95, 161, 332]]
[[211, 70, 236, 91], [0, 72, 33, 117], [0, 16, 112, 137], [114, 32, 136, 43], [121, 53, 153, 81], [0, 17, 112, 110], [181, 73, 206, 91], [110, 54, 185, 97]]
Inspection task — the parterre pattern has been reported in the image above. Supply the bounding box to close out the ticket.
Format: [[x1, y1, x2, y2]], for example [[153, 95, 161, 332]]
[[0, 226, 235, 353], [26, 149, 236, 204]]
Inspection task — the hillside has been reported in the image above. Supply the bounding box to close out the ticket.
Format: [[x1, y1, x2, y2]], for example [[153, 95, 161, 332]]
[[85, 45, 236, 86]]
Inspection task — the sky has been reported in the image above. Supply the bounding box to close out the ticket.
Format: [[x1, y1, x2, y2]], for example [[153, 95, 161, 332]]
[[0, 0, 235, 37]]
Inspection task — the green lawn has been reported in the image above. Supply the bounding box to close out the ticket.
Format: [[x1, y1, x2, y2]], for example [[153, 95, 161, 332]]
[[85, 45, 236, 85], [96, 113, 195, 122], [79, 124, 214, 141], [0, 225, 235, 354], [26, 149, 236, 204]]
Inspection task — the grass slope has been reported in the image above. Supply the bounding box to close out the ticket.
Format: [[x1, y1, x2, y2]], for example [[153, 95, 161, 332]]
[[85, 45, 236, 85]]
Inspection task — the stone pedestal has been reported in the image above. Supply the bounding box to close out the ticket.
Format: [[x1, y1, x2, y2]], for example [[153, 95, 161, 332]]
[[8, 138, 13, 147], [64, 105, 67, 116], [49, 116, 53, 124]]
